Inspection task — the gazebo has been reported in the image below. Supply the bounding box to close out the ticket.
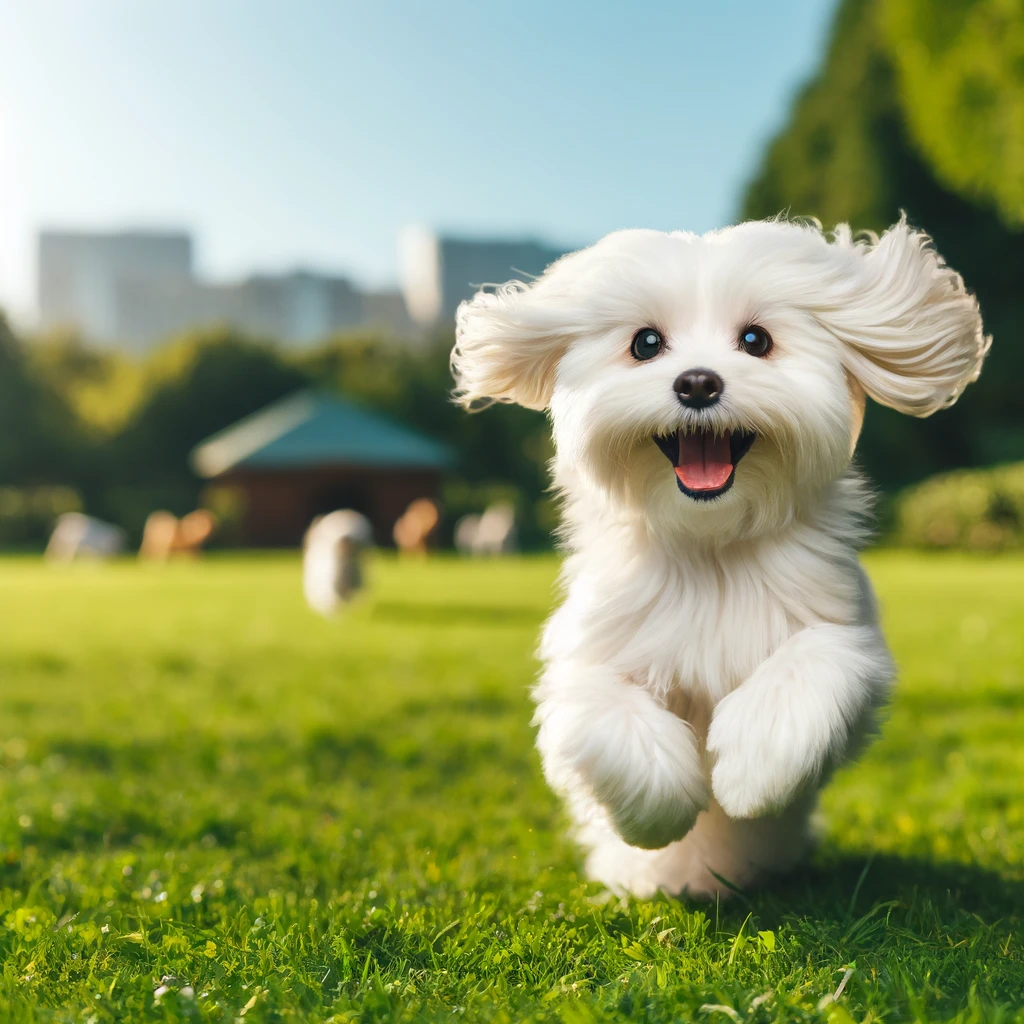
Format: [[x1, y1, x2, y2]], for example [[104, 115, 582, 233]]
[[190, 390, 452, 546]]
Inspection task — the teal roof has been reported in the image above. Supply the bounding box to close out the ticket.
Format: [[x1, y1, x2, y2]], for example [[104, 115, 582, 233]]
[[191, 390, 452, 477]]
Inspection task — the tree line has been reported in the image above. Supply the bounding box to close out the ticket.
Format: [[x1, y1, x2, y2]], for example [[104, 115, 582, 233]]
[[0, 320, 554, 547]]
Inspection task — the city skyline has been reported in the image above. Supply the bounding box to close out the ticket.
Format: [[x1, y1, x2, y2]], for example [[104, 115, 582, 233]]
[[34, 225, 566, 346], [0, 0, 838, 322]]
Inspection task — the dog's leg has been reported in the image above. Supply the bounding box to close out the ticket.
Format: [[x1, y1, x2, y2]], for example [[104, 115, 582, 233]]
[[534, 663, 709, 849], [707, 623, 893, 820], [581, 795, 815, 899]]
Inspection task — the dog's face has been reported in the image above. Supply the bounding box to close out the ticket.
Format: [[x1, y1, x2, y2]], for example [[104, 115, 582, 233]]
[[453, 220, 987, 540]]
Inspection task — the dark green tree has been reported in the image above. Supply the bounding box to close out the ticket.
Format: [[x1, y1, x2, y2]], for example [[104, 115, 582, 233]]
[[743, 0, 1024, 491], [0, 315, 80, 485], [881, 0, 1024, 227]]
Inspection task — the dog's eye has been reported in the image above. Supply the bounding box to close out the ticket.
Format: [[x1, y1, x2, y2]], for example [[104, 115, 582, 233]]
[[739, 325, 773, 357], [630, 328, 664, 361]]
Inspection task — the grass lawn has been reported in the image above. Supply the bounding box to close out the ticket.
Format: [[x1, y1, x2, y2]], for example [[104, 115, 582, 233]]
[[0, 551, 1022, 1022]]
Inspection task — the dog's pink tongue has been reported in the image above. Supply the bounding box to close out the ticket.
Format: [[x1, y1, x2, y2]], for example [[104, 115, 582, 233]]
[[675, 429, 733, 490]]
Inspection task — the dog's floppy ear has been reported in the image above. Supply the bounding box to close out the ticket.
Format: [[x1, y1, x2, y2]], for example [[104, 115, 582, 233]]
[[452, 276, 574, 412], [824, 217, 990, 417]]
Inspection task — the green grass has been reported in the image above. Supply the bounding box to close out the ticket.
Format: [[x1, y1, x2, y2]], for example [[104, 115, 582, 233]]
[[0, 551, 1022, 1022]]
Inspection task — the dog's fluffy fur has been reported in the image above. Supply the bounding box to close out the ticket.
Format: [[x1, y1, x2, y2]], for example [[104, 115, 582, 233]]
[[451, 218, 988, 899]]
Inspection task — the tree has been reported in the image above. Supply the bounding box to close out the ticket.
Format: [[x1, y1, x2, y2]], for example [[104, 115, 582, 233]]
[[743, 0, 1024, 492], [881, 0, 1024, 227], [0, 315, 80, 485]]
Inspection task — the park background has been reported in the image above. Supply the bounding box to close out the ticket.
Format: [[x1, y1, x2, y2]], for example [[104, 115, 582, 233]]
[[1, 0, 1023, 1021], [0, 0, 1021, 552]]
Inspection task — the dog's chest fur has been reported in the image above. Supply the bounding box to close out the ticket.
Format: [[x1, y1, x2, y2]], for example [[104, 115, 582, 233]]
[[542, 481, 870, 704]]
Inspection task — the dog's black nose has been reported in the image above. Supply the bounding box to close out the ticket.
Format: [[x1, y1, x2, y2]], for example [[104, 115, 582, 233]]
[[673, 368, 723, 408]]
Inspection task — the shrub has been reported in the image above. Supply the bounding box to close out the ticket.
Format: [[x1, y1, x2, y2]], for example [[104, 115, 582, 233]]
[[895, 463, 1024, 550]]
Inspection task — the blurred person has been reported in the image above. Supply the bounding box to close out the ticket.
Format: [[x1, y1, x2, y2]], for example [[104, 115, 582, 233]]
[[454, 502, 517, 555], [453, 513, 481, 554], [473, 502, 517, 554], [46, 513, 126, 562], [392, 498, 440, 555], [139, 509, 217, 561]]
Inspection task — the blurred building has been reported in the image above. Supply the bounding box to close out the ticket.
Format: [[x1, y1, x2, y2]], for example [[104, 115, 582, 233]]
[[399, 226, 569, 326], [114, 269, 369, 347], [191, 390, 451, 547], [38, 230, 193, 344], [37, 229, 415, 350]]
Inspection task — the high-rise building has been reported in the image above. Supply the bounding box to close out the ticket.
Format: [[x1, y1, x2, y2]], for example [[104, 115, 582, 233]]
[[38, 230, 193, 344], [399, 226, 569, 326], [113, 270, 368, 347], [37, 229, 414, 349]]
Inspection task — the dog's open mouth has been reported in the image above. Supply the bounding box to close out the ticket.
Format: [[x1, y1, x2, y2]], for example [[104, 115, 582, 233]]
[[653, 427, 756, 501]]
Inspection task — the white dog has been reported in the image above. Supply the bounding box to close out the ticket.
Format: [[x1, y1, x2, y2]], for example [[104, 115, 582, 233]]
[[302, 510, 373, 616], [452, 218, 988, 899]]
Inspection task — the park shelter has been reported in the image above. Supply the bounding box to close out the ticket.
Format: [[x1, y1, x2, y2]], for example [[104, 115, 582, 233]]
[[191, 390, 451, 546]]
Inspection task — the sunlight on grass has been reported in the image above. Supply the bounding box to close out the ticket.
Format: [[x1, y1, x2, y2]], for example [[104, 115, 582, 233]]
[[0, 552, 1021, 1022]]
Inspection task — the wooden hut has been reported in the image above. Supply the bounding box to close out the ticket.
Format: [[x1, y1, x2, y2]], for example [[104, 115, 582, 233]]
[[190, 390, 451, 546]]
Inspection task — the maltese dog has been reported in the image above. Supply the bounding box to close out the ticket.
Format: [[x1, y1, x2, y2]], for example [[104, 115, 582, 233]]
[[451, 217, 988, 898], [303, 510, 373, 615]]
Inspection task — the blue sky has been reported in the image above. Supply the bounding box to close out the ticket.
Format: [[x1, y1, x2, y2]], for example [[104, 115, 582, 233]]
[[0, 0, 837, 319]]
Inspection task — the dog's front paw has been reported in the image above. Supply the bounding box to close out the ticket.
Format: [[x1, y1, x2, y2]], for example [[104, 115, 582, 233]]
[[592, 759, 705, 850], [534, 674, 710, 850], [707, 687, 819, 819], [574, 711, 709, 850]]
